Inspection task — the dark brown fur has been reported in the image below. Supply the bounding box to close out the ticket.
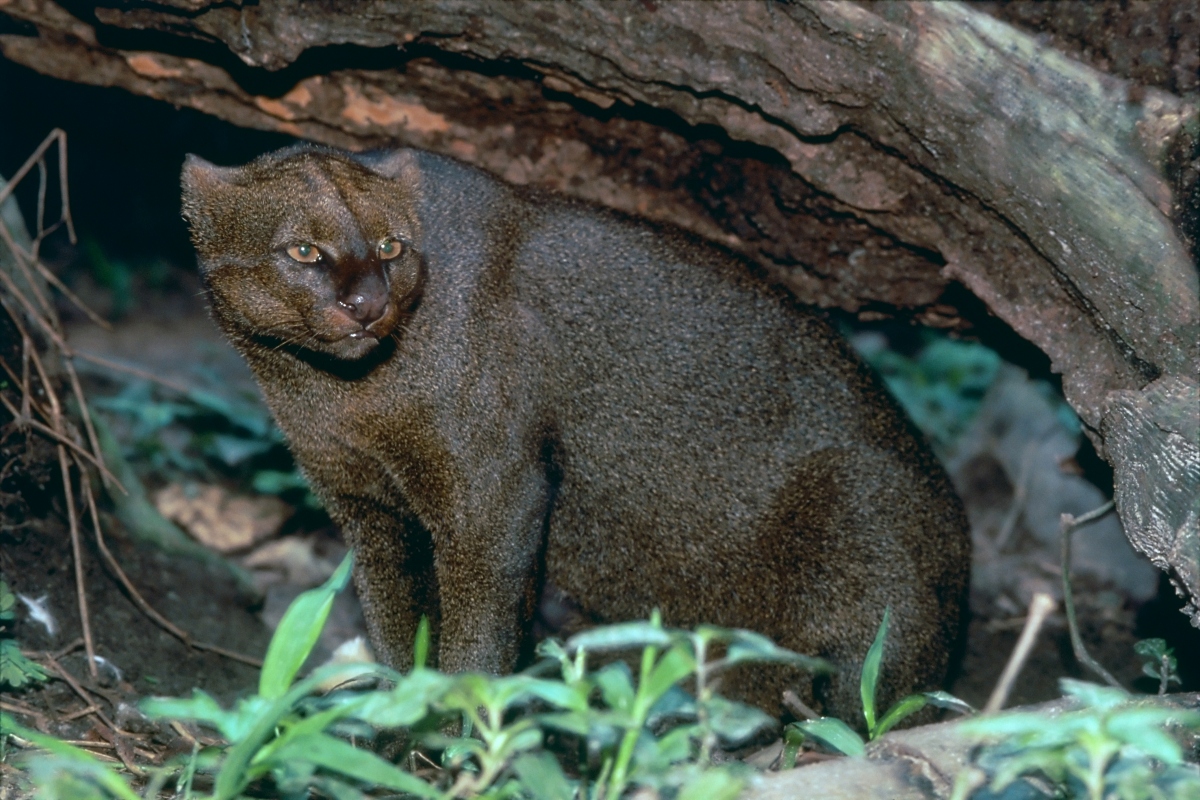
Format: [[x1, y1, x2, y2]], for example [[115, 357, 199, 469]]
[[181, 144, 970, 719]]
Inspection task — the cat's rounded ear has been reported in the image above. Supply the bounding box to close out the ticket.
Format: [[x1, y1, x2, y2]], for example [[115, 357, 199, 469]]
[[181, 155, 241, 219], [353, 149, 422, 188]]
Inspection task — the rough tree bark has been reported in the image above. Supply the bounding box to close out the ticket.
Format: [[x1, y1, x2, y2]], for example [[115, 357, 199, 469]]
[[1, 0, 1196, 622]]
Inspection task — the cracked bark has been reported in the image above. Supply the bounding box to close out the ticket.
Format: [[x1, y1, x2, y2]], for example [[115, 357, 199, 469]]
[[2, 0, 1196, 623]]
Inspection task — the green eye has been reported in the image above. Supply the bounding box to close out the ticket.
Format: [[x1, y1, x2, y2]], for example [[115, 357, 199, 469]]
[[378, 238, 403, 260], [287, 243, 321, 263]]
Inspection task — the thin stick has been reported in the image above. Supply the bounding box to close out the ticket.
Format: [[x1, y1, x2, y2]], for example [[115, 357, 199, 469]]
[[61, 705, 103, 722], [63, 357, 110, 489], [0, 392, 122, 487], [71, 350, 194, 395], [32, 258, 110, 329], [0, 129, 64, 208], [58, 446, 97, 678], [19, 335, 32, 421], [33, 158, 47, 259], [80, 471, 264, 669], [781, 689, 821, 721], [57, 127, 76, 243], [0, 217, 56, 321], [1061, 501, 1122, 688], [0, 268, 69, 351], [984, 592, 1056, 713], [41, 654, 122, 735]]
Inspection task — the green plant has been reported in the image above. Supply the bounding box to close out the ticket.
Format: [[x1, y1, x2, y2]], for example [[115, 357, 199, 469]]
[[853, 330, 1002, 451], [93, 379, 320, 509], [6, 550, 831, 799], [1134, 638, 1182, 695], [0, 580, 50, 689], [955, 679, 1200, 800], [785, 606, 972, 761]]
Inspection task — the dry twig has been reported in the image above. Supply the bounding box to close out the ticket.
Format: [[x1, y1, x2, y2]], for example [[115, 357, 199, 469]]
[[984, 592, 1057, 713], [1060, 501, 1122, 688]]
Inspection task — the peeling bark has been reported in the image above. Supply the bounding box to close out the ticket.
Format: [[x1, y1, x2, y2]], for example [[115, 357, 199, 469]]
[[1, 0, 1196, 618]]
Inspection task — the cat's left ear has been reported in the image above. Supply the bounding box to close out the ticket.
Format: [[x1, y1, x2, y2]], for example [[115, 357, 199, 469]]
[[353, 149, 422, 188]]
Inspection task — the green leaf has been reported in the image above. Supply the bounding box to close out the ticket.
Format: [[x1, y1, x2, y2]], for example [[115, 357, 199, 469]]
[[252, 469, 311, 495], [861, 606, 891, 735], [3, 714, 142, 800], [260, 550, 354, 699], [511, 751, 575, 800], [491, 721, 543, 761], [1059, 678, 1129, 711], [652, 725, 698, 767], [520, 676, 592, 713], [0, 580, 15, 621], [355, 669, 451, 728], [704, 696, 774, 745], [1133, 638, 1170, 661], [0, 639, 50, 688], [413, 615, 430, 670], [781, 725, 805, 770], [271, 732, 440, 797], [208, 434, 275, 466], [921, 691, 975, 716], [531, 711, 595, 737], [142, 689, 268, 742], [721, 629, 832, 673], [872, 694, 927, 739], [1107, 706, 1198, 763], [567, 621, 673, 653], [309, 775, 368, 800], [795, 717, 866, 757], [595, 662, 637, 714], [676, 766, 745, 800], [641, 646, 696, 709]]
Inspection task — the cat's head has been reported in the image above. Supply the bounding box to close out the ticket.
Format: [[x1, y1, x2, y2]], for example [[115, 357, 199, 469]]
[[182, 145, 423, 361]]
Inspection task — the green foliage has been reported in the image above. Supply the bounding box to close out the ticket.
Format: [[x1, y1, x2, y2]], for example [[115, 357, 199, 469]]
[[957, 678, 1200, 800], [81, 238, 135, 318], [10, 551, 831, 799], [853, 329, 1002, 450], [93, 378, 320, 510], [789, 606, 973, 757], [1134, 638, 1181, 692], [2, 715, 142, 800], [0, 580, 50, 689]]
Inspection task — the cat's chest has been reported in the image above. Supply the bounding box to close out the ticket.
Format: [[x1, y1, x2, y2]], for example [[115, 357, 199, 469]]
[[262, 365, 406, 461]]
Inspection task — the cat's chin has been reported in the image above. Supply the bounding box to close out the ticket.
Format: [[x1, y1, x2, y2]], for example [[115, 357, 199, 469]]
[[325, 333, 383, 360]]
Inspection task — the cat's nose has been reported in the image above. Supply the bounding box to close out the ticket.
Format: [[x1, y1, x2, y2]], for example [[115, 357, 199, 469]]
[[339, 292, 389, 326]]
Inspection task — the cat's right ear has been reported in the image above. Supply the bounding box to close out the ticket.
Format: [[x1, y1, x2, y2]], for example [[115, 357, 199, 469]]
[[181, 155, 242, 262], [181, 154, 239, 207]]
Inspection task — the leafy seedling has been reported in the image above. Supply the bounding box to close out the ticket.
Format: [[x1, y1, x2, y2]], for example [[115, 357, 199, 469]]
[[957, 678, 1200, 800], [790, 606, 973, 757], [0, 580, 50, 689], [142, 551, 444, 800], [1134, 638, 1181, 694], [10, 561, 830, 800]]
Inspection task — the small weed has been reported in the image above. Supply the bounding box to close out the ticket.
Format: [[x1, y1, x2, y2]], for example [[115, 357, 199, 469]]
[[955, 678, 1200, 800], [4, 550, 831, 799], [94, 378, 320, 511], [784, 606, 972, 762], [1134, 638, 1182, 694], [0, 580, 50, 690]]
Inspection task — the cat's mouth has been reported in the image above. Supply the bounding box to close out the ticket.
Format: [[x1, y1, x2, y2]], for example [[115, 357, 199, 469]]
[[313, 300, 402, 359]]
